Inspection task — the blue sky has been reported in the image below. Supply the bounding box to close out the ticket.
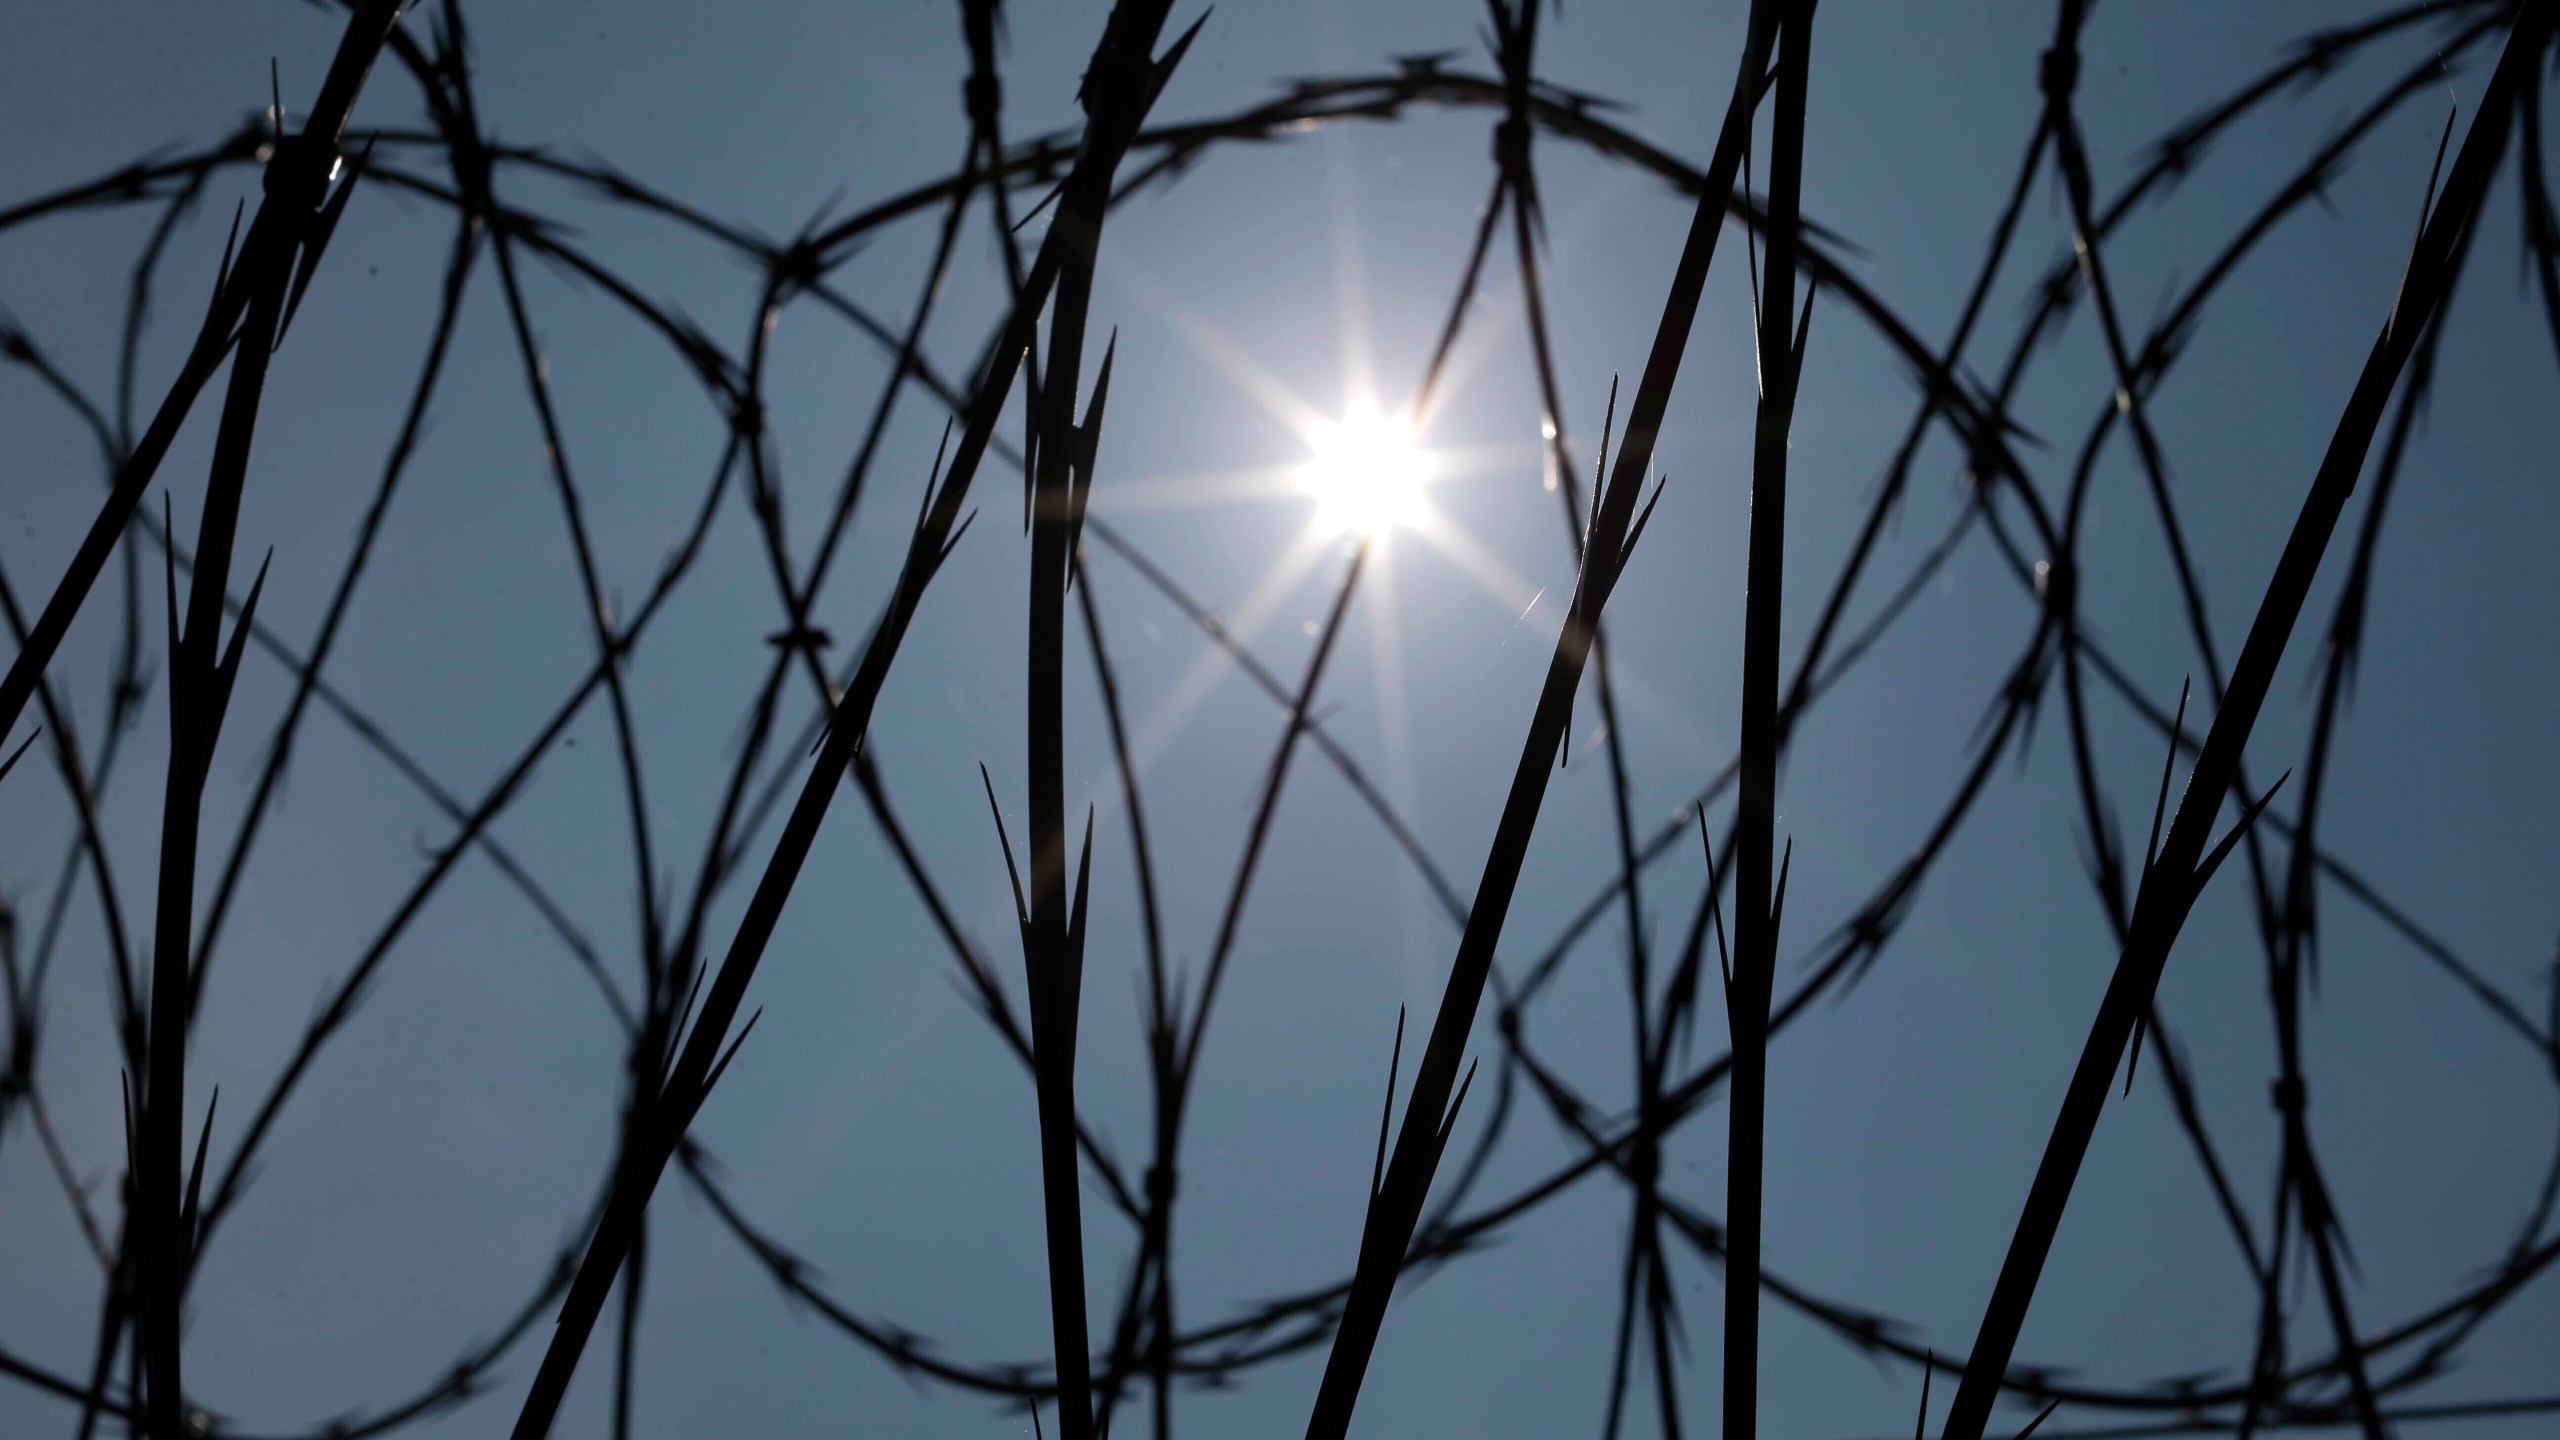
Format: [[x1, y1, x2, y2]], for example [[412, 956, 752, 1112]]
[[2, 2, 2556, 1437]]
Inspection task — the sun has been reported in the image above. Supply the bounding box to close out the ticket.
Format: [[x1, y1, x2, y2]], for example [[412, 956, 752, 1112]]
[[1297, 401, 1435, 537]]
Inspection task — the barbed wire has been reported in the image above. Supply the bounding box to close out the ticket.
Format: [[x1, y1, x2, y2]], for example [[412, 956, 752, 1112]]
[[2, 0, 2555, 1435]]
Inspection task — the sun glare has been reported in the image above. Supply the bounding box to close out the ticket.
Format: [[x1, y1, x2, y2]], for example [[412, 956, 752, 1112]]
[[1297, 402, 1434, 536]]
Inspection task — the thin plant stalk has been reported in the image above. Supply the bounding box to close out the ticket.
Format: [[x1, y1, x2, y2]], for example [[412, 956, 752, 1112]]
[[1728, 6, 1813, 1437], [135, 98, 341, 1432]]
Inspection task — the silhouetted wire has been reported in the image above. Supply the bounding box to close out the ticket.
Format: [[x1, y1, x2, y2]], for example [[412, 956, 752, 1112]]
[[0, 0, 2551, 1435]]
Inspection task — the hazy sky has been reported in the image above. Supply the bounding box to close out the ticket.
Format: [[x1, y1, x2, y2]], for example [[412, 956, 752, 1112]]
[[2, 2, 2555, 1437]]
